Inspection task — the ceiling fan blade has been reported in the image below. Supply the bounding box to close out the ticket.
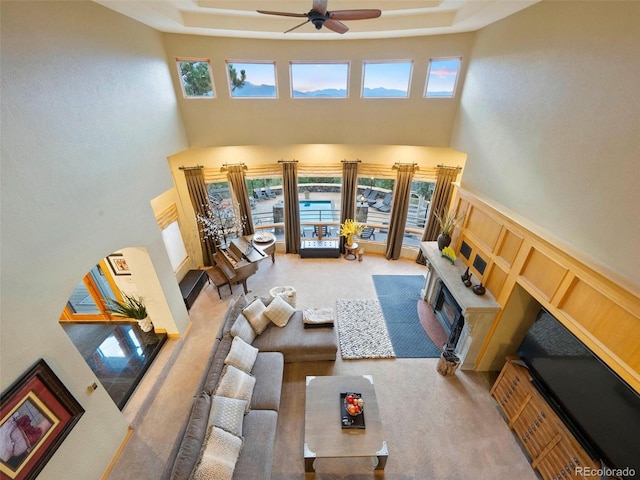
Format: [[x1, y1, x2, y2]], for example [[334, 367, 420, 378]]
[[323, 19, 349, 34], [284, 19, 311, 34], [329, 9, 382, 21], [257, 10, 308, 18], [312, 0, 328, 15]]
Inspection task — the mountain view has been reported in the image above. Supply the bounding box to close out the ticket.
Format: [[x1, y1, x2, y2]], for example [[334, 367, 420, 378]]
[[231, 82, 408, 98]]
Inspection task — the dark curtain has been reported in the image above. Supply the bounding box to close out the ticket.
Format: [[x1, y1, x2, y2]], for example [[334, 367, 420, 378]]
[[226, 165, 254, 236], [385, 164, 416, 260], [282, 161, 300, 253], [183, 166, 216, 266], [340, 161, 359, 253], [417, 166, 460, 264]]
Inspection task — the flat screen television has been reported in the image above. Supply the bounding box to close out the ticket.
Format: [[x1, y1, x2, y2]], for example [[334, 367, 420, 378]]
[[517, 308, 640, 479]]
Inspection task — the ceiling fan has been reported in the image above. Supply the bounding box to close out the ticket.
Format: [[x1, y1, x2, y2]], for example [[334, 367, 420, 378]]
[[257, 0, 382, 34]]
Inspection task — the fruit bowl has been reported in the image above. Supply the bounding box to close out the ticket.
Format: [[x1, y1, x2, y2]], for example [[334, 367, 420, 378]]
[[343, 392, 364, 416]]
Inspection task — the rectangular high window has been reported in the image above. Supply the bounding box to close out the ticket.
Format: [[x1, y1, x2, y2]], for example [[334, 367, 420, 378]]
[[290, 63, 349, 98], [362, 61, 413, 98], [425, 57, 461, 98], [226, 61, 277, 98], [176, 58, 214, 98]]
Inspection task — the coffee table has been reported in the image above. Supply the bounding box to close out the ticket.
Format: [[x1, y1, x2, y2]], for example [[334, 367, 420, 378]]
[[304, 375, 388, 473]]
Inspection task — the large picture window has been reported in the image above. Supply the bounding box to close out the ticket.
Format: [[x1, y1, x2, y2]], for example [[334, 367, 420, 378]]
[[290, 63, 349, 98], [362, 61, 413, 98], [226, 61, 277, 98], [425, 57, 461, 98], [176, 58, 214, 98]]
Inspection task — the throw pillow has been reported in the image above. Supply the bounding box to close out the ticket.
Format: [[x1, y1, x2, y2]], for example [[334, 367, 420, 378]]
[[215, 365, 256, 413], [229, 313, 256, 344], [209, 395, 247, 437], [191, 426, 242, 480], [242, 298, 271, 334], [264, 294, 295, 327], [224, 336, 258, 373]]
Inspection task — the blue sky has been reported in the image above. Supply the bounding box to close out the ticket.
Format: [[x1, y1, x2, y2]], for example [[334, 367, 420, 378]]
[[228, 62, 276, 86], [363, 61, 412, 91], [290, 63, 349, 92], [426, 58, 461, 94]]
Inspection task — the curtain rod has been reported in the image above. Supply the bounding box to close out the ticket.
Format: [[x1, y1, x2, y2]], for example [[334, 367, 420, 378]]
[[341, 159, 361, 163], [392, 162, 419, 170], [437, 164, 462, 170], [179, 165, 204, 171], [277, 159, 299, 163], [220, 162, 248, 172]]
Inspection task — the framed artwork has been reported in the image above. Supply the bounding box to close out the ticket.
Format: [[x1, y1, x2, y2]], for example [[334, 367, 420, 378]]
[[107, 253, 130, 276], [1, 360, 84, 480]]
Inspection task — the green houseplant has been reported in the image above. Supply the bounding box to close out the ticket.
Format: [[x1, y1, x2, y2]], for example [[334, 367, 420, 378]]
[[107, 293, 153, 332]]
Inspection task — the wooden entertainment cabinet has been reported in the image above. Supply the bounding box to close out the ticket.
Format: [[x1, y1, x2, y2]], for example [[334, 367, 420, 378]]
[[491, 358, 601, 479]]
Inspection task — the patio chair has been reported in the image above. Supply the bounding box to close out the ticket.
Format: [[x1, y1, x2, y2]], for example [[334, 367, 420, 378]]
[[265, 186, 277, 198], [254, 189, 268, 201], [373, 193, 392, 210], [360, 227, 376, 240], [313, 225, 330, 238], [365, 190, 379, 205]]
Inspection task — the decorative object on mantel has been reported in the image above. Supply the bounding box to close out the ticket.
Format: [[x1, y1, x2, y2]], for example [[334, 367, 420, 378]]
[[434, 210, 465, 250], [463, 271, 473, 288], [107, 293, 154, 333], [461, 267, 471, 285], [441, 246, 457, 264], [339, 218, 364, 247], [472, 283, 486, 296]]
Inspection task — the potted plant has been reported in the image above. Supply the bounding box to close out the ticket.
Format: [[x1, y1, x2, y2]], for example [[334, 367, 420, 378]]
[[107, 293, 154, 333], [434, 210, 464, 251]]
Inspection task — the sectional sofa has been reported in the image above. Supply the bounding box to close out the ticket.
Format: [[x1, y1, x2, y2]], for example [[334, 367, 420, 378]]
[[162, 293, 338, 479]]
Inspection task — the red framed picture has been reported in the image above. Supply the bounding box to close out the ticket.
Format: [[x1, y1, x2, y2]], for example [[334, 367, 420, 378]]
[[1, 360, 84, 480]]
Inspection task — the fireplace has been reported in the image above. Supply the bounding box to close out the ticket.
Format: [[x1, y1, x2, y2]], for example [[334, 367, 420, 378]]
[[433, 282, 464, 352]]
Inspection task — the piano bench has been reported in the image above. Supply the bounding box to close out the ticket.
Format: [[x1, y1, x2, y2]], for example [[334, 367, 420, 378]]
[[204, 266, 231, 300]]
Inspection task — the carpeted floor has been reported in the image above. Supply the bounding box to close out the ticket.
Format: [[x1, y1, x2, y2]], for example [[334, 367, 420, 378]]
[[373, 274, 442, 358]]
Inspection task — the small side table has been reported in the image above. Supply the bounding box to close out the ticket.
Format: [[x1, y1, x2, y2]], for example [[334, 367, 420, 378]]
[[344, 242, 359, 260]]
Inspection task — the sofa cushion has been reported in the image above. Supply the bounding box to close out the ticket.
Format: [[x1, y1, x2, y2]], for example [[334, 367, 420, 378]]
[[264, 295, 295, 327], [253, 311, 338, 363], [215, 365, 256, 413], [229, 313, 256, 344], [191, 426, 242, 480], [169, 393, 212, 480], [209, 395, 247, 438], [243, 298, 271, 334], [202, 335, 233, 394], [224, 336, 258, 373], [222, 294, 250, 337], [250, 352, 284, 411], [233, 410, 277, 480]]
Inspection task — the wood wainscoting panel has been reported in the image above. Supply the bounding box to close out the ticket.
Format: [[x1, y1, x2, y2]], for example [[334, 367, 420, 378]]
[[519, 248, 568, 302], [558, 277, 640, 373], [496, 229, 523, 268], [465, 205, 502, 252], [485, 263, 508, 300]]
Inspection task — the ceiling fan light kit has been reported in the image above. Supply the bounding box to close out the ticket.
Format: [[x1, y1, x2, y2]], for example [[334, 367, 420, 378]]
[[257, 0, 381, 34]]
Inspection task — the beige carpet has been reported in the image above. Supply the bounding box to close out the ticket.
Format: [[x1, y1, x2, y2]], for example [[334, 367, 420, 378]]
[[107, 252, 539, 480]]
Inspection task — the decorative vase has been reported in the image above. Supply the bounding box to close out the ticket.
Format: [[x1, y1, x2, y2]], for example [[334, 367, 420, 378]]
[[472, 283, 486, 296], [137, 316, 154, 333], [437, 233, 451, 251], [346, 234, 354, 247]]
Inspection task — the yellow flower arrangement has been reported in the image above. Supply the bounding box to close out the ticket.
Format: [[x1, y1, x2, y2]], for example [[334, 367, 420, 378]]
[[339, 219, 365, 246], [441, 246, 457, 264], [339, 219, 365, 237]]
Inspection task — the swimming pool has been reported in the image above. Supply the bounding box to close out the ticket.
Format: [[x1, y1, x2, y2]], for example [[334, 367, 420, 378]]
[[299, 200, 335, 222]]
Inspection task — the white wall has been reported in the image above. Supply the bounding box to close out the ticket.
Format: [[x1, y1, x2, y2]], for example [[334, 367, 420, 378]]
[[0, 2, 189, 478], [451, 1, 640, 292]]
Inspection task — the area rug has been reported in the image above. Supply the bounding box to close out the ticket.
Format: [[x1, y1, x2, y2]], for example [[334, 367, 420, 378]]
[[372, 275, 442, 358], [335, 299, 396, 359]]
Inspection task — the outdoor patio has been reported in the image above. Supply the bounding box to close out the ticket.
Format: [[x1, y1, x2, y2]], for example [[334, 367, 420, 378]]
[[248, 184, 429, 248]]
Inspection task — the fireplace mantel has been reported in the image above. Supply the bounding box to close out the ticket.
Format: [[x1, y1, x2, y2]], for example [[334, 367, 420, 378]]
[[420, 242, 500, 370]]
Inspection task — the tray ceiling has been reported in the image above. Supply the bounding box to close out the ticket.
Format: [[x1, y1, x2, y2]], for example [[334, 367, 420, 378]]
[[95, 0, 540, 40]]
